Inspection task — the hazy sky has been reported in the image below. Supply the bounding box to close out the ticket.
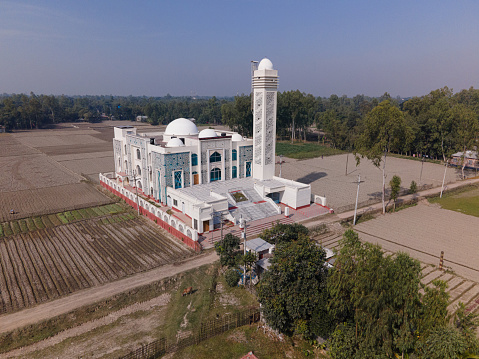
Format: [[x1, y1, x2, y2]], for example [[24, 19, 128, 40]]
[[1, 1, 478, 98]]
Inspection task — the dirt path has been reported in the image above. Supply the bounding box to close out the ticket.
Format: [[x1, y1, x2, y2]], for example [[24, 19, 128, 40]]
[[0, 293, 171, 358], [0, 251, 218, 334]]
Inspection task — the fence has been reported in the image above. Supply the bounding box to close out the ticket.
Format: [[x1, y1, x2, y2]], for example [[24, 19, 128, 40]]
[[119, 307, 261, 359], [99, 174, 201, 252]]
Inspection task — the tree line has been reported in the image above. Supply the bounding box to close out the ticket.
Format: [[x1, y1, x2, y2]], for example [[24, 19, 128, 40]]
[[0, 93, 229, 130], [215, 224, 479, 358], [1, 88, 477, 164]]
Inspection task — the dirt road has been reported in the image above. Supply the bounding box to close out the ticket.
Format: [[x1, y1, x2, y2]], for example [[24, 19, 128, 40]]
[[0, 251, 218, 334]]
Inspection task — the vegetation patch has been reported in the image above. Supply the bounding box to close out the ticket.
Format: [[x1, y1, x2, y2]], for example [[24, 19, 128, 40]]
[[0, 274, 183, 354], [428, 184, 479, 217], [231, 191, 247, 203], [276, 141, 343, 160]]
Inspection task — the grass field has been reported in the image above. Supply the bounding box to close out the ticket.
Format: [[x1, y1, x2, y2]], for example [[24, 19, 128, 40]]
[[276, 141, 343, 160], [429, 184, 479, 217]]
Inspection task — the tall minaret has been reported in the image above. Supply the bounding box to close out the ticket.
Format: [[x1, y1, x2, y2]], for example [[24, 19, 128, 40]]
[[252, 58, 278, 181]]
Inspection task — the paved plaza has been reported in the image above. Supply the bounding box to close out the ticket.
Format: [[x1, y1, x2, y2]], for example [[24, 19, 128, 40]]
[[275, 153, 462, 212]]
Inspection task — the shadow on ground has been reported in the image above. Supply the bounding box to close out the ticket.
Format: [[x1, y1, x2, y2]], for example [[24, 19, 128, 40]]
[[296, 172, 327, 184]]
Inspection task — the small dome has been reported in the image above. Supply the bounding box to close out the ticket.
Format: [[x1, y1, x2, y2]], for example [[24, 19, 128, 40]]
[[231, 133, 243, 142], [198, 128, 218, 139], [166, 138, 185, 147], [164, 118, 198, 136], [258, 58, 274, 70]]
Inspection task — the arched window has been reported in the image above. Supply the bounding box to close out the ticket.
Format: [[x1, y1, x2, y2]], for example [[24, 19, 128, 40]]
[[191, 153, 198, 166], [174, 171, 182, 189], [136, 149, 141, 160], [246, 162, 251, 177], [210, 151, 221, 163], [136, 165, 141, 176], [232, 149, 237, 161], [232, 166, 237, 178], [210, 168, 221, 182]]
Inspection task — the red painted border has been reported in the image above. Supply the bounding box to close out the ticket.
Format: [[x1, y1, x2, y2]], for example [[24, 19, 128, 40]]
[[100, 180, 201, 252]]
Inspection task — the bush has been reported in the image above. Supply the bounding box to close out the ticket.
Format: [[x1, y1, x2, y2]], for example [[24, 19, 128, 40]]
[[410, 180, 418, 194], [225, 268, 241, 287]]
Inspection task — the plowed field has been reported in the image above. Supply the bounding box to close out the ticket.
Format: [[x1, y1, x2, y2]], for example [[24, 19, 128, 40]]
[[0, 215, 193, 314]]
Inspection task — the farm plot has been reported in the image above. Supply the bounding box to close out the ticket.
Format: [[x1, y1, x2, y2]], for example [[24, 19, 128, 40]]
[[0, 183, 112, 222], [354, 202, 479, 282], [0, 216, 193, 314]]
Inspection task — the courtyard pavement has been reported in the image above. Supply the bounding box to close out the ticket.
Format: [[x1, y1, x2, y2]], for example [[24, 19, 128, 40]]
[[275, 153, 466, 212]]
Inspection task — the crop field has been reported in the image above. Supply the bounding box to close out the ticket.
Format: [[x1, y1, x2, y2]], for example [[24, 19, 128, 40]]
[[0, 207, 193, 314], [354, 202, 479, 282]]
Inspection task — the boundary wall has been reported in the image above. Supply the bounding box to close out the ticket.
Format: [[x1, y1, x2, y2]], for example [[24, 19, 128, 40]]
[[99, 174, 201, 252]]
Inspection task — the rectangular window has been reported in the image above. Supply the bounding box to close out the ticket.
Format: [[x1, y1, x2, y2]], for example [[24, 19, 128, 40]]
[[173, 199, 178, 207], [174, 171, 182, 189], [194, 219, 198, 230]]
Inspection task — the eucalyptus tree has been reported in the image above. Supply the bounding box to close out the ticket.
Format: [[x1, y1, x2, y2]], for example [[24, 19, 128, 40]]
[[354, 100, 407, 214]]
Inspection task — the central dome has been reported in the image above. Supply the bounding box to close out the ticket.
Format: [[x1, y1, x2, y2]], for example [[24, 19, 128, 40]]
[[164, 118, 199, 136]]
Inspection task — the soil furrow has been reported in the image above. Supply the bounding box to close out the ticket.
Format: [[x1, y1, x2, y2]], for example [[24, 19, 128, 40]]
[[0, 241, 23, 309], [55, 226, 100, 287], [33, 229, 78, 292], [0, 240, 14, 309], [47, 229, 90, 289], [29, 231, 74, 295], [76, 222, 125, 276], [5, 239, 35, 306], [69, 223, 116, 282], [16, 234, 48, 302]]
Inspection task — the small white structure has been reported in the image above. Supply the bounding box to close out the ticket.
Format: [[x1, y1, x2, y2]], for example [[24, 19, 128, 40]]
[[109, 59, 313, 235], [245, 237, 274, 259], [136, 115, 148, 122]]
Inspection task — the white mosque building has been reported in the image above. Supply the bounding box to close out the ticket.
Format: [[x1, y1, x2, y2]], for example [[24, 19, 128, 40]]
[[109, 58, 312, 234]]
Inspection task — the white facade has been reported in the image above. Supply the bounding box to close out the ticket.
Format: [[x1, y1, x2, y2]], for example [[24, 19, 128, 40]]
[[110, 58, 313, 234], [252, 58, 278, 181]]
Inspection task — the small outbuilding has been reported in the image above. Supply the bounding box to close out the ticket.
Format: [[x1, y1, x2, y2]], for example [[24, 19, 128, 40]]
[[245, 237, 274, 259]]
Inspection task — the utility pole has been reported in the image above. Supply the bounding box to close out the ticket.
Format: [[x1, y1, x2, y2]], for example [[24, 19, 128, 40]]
[[239, 215, 246, 286], [419, 156, 425, 188], [353, 174, 361, 225], [440, 163, 448, 198], [279, 154, 283, 178], [132, 170, 140, 215]]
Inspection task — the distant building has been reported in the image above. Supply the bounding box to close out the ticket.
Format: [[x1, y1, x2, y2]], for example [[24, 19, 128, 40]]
[[136, 115, 148, 122], [450, 150, 479, 169]]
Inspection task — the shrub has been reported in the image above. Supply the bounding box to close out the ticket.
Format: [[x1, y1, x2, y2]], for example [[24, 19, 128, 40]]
[[410, 180, 418, 194], [225, 268, 241, 287]]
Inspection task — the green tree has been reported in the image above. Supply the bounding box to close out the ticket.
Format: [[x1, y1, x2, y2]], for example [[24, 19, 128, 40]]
[[240, 251, 257, 287], [389, 175, 402, 210], [214, 233, 241, 268], [328, 230, 423, 358], [221, 94, 253, 137], [355, 100, 407, 214], [259, 222, 309, 245], [257, 236, 328, 337], [225, 268, 241, 287]]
